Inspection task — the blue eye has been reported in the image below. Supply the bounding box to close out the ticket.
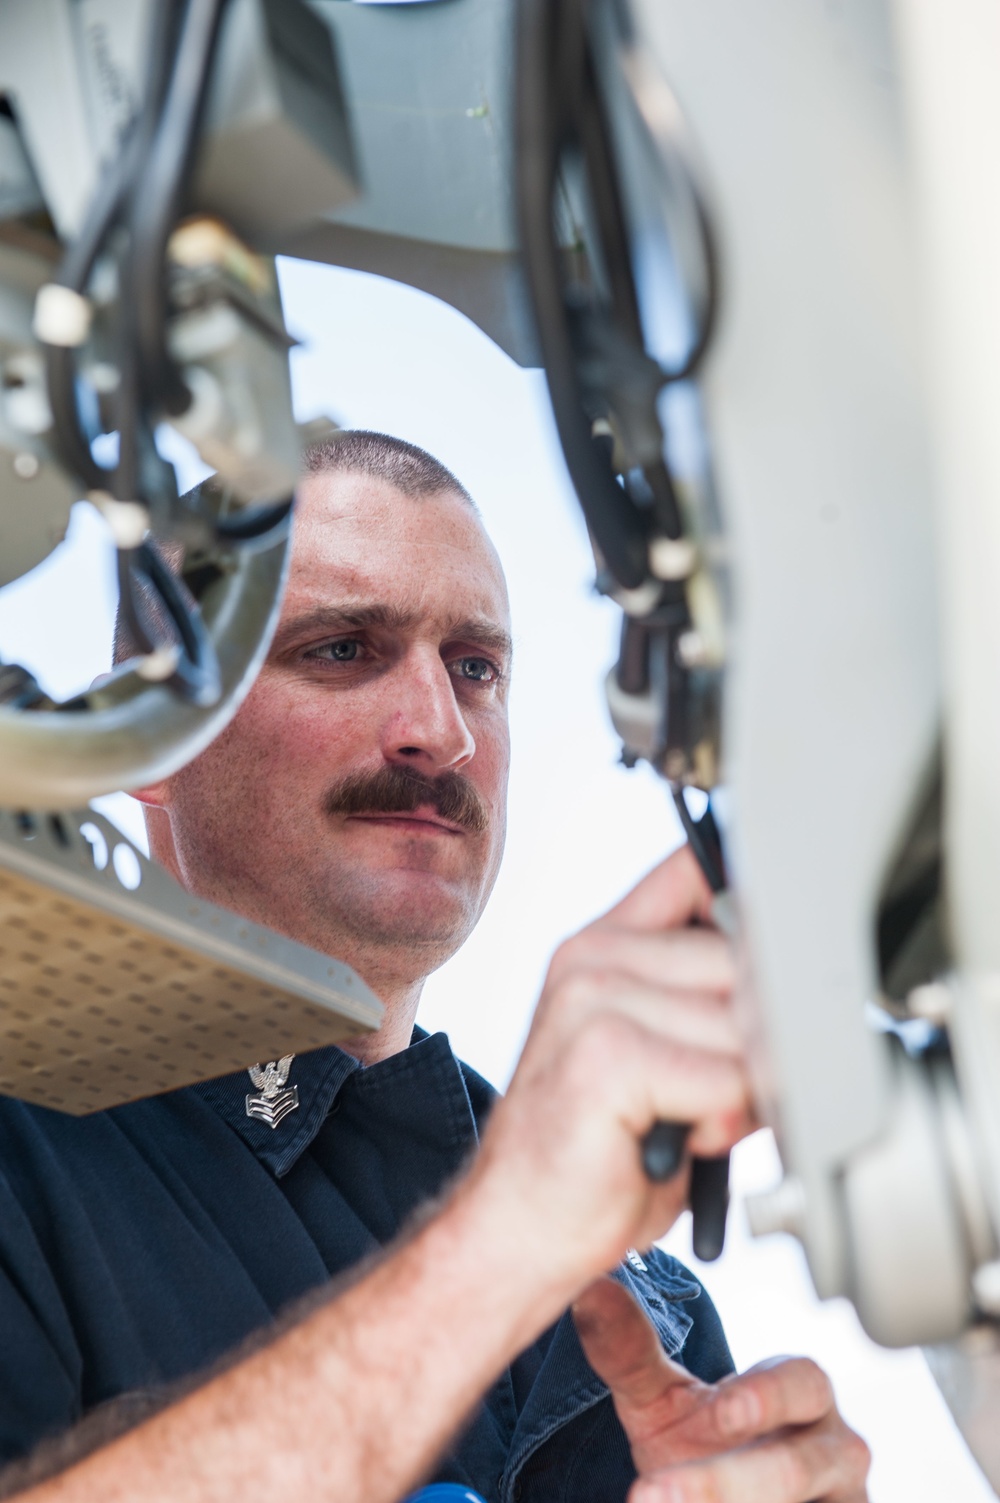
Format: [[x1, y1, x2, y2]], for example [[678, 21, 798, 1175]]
[[313, 639, 361, 662], [454, 657, 495, 683]]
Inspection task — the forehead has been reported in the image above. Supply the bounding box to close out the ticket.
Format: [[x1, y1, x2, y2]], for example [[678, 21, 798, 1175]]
[[283, 469, 510, 630]]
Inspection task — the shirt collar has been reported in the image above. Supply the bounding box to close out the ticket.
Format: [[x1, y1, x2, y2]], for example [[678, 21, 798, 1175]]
[[192, 1042, 360, 1178], [191, 1025, 478, 1180]]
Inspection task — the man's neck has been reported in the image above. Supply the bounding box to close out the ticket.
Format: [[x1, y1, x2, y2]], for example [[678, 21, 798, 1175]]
[[337, 979, 424, 1065], [145, 818, 430, 1068]]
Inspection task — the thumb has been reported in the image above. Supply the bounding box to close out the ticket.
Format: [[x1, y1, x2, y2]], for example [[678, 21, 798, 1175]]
[[573, 1277, 701, 1413], [598, 846, 714, 935]]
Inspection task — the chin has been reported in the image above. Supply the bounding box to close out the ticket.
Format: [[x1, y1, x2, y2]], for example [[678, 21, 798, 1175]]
[[330, 866, 479, 951]]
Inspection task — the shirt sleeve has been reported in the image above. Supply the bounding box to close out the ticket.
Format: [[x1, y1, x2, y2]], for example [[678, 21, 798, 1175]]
[[674, 1275, 735, 1383], [645, 1246, 735, 1383], [0, 1165, 82, 1462]]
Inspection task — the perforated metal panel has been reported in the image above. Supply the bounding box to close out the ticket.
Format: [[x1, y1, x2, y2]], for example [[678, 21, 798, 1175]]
[[0, 808, 382, 1114]]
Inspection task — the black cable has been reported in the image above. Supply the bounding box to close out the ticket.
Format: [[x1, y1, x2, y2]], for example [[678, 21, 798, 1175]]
[[42, 131, 143, 491], [877, 858, 941, 989], [39, 0, 272, 715], [41, 0, 184, 492], [213, 498, 294, 543], [0, 661, 45, 711], [516, 1, 729, 1248], [127, 0, 230, 417], [515, 0, 719, 589], [516, 0, 649, 589], [671, 785, 726, 894], [105, 0, 239, 707], [581, 0, 719, 385], [43, 0, 277, 559], [140, 540, 220, 705], [616, 615, 650, 695], [118, 540, 221, 706], [106, 7, 226, 719], [115, 548, 156, 659], [575, 34, 646, 352], [660, 189, 719, 385]]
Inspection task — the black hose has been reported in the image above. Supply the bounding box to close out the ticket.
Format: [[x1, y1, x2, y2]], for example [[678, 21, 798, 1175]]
[[657, 189, 719, 386], [41, 1, 184, 491], [127, 0, 229, 417], [42, 130, 144, 492], [118, 540, 221, 706], [40, 0, 270, 713], [516, 0, 650, 589], [515, 0, 720, 588], [214, 498, 294, 544]]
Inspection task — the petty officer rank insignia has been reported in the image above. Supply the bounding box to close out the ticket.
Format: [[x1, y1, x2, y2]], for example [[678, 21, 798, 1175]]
[[245, 1054, 299, 1129]]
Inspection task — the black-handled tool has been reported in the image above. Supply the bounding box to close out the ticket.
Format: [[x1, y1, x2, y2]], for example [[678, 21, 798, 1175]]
[[637, 791, 732, 1260], [640, 1121, 730, 1262], [641, 1120, 690, 1181], [689, 1154, 730, 1262]]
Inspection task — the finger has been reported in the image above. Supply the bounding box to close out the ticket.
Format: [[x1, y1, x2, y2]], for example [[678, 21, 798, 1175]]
[[477, 1010, 754, 1274], [661, 1357, 836, 1458], [630, 1416, 872, 1503], [574, 1280, 714, 1472], [540, 976, 742, 1059], [619, 1028, 751, 1154], [547, 927, 735, 999], [598, 846, 715, 934], [574, 1279, 703, 1413], [584, 1015, 753, 1159], [507, 991, 754, 1152], [527, 1003, 753, 1148]]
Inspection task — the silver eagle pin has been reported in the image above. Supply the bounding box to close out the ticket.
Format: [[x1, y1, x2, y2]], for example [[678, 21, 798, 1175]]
[[245, 1054, 299, 1129]]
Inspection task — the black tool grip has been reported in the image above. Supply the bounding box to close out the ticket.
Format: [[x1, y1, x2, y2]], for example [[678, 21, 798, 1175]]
[[639, 806, 732, 1257], [640, 1123, 731, 1262], [641, 1120, 690, 1181], [690, 1152, 730, 1262]]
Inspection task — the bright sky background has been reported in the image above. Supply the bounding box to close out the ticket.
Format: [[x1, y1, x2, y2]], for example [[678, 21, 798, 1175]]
[[0, 257, 992, 1501]]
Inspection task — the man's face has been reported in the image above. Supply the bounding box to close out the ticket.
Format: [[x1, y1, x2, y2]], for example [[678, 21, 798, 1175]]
[[144, 471, 511, 988]]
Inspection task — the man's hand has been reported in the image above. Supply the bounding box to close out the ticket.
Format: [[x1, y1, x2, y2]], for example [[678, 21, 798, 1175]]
[[574, 1279, 871, 1502], [465, 844, 756, 1297], [11, 846, 756, 1503]]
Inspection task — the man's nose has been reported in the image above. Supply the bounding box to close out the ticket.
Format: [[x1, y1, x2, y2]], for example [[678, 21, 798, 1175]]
[[380, 651, 476, 774]]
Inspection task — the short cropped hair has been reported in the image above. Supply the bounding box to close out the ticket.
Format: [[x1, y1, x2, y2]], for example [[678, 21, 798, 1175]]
[[303, 430, 477, 511], [112, 432, 476, 665]]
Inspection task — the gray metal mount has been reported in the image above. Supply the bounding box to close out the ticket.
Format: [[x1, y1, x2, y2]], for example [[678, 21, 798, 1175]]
[[0, 806, 381, 1114]]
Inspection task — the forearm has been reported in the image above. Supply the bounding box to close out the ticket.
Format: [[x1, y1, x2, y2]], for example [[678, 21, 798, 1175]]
[[12, 1179, 573, 1503], [6, 848, 748, 1503]]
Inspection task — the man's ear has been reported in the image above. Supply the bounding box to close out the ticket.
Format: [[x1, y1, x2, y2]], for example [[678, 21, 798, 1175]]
[[91, 671, 171, 811], [126, 789, 181, 882], [128, 780, 171, 810]]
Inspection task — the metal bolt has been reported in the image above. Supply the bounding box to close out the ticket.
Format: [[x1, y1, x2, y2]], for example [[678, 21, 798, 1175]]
[[88, 361, 121, 394], [136, 645, 181, 683], [649, 536, 696, 581], [33, 283, 92, 347], [973, 1260, 1000, 1316], [676, 629, 708, 668], [745, 1176, 807, 1239], [11, 451, 39, 480], [87, 490, 150, 549], [908, 982, 952, 1025]]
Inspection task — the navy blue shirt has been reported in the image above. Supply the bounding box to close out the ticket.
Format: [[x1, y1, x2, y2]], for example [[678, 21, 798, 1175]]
[[0, 1029, 733, 1501]]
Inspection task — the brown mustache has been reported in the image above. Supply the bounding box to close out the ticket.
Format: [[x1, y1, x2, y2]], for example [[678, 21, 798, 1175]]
[[324, 764, 490, 835]]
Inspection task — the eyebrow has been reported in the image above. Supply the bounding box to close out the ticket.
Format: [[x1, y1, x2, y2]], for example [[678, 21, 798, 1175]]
[[272, 602, 513, 663]]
